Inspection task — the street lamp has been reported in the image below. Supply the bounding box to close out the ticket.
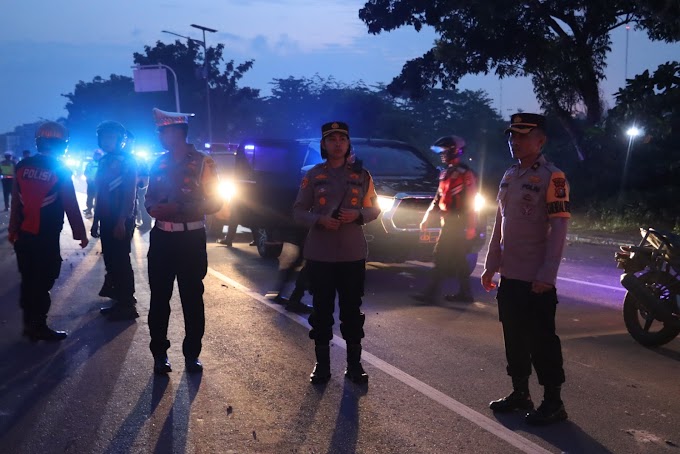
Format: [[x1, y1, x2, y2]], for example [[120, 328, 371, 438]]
[[619, 124, 643, 201], [162, 24, 217, 143]]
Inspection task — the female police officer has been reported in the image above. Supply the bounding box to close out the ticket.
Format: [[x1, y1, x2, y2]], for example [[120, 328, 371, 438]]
[[293, 121, 380, 384]]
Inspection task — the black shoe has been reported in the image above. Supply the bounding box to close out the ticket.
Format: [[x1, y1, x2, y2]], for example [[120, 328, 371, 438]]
[[444, 293, 474, 303], [525, 400, 568, 425], [489, 391, 534, 413], [285, 301, 313, 314], [249, 240, 256, 246], [98, 283, 117, 299], [345, 362, 369, 384], [23, 325, 67, 342], [410, 294, 436, 304], [310, 362, 331, 384], [185, 358, 204, 373], [104, 304, 139, 321], [154, 357, 172, 375], [217, 237, 233, 247]]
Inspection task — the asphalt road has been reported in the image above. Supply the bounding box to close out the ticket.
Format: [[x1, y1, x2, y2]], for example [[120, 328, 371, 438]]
[[0, 203, 678, 454]]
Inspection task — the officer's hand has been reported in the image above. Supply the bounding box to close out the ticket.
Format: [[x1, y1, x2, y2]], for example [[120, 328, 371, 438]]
[[481, 269, 498, 292], [419, 219, 428, 231], [90, 225, 100, 238], [150, 202, 179, 219], [79, 237, 89, 248], [113, 219, 126, 240], [531, 281, 554, 293], [465, 227, 476, 241], [338, 208, 359, 223], [8, 232, 18, 244], [318, 215, 341, 230]]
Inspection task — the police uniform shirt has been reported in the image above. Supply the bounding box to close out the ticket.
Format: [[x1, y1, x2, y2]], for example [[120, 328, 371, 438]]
[[8, 154, 87, 239], [145, 145, 221, 223], [293, 162, 380, 262], [484, 154, 571, 285], [95, 152, 138, 221]]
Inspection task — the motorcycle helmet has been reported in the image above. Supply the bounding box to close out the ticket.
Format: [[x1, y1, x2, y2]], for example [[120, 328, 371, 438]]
[[96, 121, 127, 150], [431, 135, 466, 160], [35, 122, 69, 153]]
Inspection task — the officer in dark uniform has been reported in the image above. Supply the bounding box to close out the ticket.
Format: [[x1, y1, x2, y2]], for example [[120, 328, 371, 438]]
[[482, 113, 571, 425], [413, 135, 478, 303], [1, 151, 17, 211], [145, 108, 222, 375], [8, 122, 88, 341], [91, 121, 139, 320], [293, 121, 380, 384]]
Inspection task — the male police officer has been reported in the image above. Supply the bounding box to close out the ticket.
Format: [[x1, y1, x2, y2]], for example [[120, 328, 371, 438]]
[[413, 136, 478, 303], [92, 121, 139, 320], [293, 121, 380, 385], [145, 108, 222, 375], [482, 113, 571, 425], [8, 122, 88, 341], [1, 151, 17, 211]]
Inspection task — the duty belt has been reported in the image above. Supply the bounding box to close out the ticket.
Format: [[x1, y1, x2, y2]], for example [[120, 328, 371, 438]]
[[155, 220, 204, 232]]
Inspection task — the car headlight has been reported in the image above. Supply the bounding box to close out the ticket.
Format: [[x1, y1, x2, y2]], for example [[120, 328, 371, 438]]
[[377, 195, 395, 212], [474, 193, 486, 212], [218, 180, 237, 201]]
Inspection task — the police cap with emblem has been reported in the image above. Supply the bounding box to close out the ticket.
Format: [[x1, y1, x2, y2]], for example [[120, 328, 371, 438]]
[[153, 108, 195, 129], [504, 113, 546, 134], [321, 121, 349, 138]]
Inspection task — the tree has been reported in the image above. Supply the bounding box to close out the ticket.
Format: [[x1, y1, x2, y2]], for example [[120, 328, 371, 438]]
[[359, 0, 680, 159]]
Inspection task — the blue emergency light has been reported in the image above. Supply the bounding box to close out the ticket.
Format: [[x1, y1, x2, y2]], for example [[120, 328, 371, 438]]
[[244, 145, 255, 150]]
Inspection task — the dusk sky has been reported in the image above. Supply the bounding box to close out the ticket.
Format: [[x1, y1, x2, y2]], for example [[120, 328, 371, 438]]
[[1, 0, 678, 134]]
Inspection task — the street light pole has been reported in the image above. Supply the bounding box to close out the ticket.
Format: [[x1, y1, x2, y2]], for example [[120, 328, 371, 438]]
[[191, 24, 217, 144], [162, 24, 217, 143]]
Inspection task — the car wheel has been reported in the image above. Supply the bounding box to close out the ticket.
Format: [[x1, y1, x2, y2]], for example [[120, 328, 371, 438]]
[[254, 228, 283, 259]]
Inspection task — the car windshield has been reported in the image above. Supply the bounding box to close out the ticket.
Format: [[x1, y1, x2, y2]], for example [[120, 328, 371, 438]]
[[353, 143, 434, 177]]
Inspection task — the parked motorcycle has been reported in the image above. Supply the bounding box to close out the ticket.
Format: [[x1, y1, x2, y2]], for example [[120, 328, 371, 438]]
[[615, 227, 680, 346]]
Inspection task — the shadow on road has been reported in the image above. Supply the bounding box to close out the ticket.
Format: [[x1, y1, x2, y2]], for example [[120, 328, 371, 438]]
[[493, 412, 614, 453], [328, 381, 368, 454]]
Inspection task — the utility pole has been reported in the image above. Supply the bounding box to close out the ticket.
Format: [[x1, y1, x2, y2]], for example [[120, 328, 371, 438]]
[[191, 24, 217, 144]]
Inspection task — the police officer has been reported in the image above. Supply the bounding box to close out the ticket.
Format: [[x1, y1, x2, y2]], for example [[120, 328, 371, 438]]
[[145, 108, 222, 375], [482, 113, 571, 425], [413, 136, 478, 303], [91, 121, 139, 320], [82, 149, 103, 217], [8, 122, 88, 341], [1, 151, 17, 211], [293, 121, 380, 384]]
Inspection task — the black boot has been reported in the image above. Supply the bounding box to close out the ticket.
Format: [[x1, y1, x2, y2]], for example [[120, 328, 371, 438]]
[[98, 274, 116, 298], [153, 356, 172, 375], [525, 386, 568, 425], [310, 344, 331, 384], [345, 344, 369, 384], [23, 324, 67, 342], [489, 377, 533, 412]]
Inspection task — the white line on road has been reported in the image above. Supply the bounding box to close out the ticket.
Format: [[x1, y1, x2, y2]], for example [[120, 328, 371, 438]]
[[407, 261, 626, 292], [207, 267, 553, 454]]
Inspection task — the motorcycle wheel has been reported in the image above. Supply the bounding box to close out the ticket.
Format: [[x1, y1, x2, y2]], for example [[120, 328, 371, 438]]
[[254, 228, 283, 259], [622, 271, 680, 347]]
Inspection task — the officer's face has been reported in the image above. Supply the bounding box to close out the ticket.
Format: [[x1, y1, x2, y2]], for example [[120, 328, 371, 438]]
[[507, 129, 546, 160], [322, 133, 349, 160], [158, 125, 185, 150], [98, 131, 124, 153]]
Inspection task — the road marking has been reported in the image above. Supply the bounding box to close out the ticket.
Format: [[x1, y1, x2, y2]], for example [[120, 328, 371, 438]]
[[407, 261, 626, 292], [207, 267, 553, 454]]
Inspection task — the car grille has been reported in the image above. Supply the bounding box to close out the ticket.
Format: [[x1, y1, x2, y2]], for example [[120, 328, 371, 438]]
[[392, 197, 433, 229]]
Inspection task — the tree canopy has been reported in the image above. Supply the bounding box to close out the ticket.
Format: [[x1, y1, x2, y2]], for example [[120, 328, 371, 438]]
[[359, 0, 680, 158]]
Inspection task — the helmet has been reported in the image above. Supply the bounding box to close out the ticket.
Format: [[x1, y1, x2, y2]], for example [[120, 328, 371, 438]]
[[35, 122, 69, 153], [96, 121, 127, 138], [36, 122, 68, 140], [96, 121, 127, 150], [431, 135, 466, 159]]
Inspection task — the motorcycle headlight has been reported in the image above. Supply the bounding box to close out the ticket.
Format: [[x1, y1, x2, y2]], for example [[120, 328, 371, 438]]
[[218, 180, 237, 201], [377, 196, 395, 212]]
